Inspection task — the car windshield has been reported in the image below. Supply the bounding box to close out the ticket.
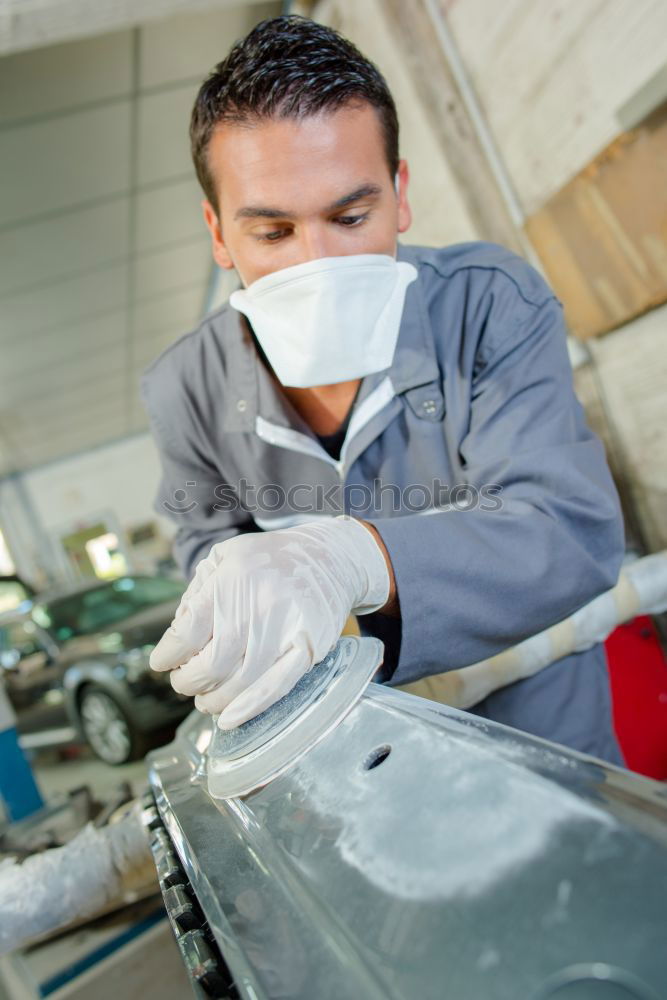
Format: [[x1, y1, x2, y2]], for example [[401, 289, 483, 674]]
[[33, 576, 184, 641]]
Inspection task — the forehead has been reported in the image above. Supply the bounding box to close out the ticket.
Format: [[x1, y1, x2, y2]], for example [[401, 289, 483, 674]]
[[207, 102, 389, 213]]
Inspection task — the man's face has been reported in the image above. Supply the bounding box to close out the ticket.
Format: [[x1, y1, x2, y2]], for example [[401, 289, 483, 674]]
[[201, 101, 412, 286]]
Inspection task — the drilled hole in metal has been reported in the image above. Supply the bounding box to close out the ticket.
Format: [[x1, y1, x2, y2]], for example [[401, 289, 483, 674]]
[[364, 745, 391, 770]]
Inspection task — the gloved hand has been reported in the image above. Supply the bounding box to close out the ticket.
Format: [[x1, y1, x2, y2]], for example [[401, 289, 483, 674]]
[[149, 516, 390, 729]]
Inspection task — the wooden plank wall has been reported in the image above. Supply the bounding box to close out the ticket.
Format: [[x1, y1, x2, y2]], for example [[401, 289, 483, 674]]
[[574, 303, 667, 551], [526, 106, 667, 338], [444, 0, 667, 214]]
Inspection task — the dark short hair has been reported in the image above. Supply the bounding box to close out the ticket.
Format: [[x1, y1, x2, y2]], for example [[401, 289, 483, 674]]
[[190, 15, 399, 213]]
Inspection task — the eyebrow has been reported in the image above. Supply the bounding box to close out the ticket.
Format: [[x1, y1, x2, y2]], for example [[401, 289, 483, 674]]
[[234, 183, 383, 221]]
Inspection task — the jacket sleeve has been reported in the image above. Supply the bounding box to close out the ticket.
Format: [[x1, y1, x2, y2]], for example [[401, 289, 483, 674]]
[[367, 287, 625, 686], [140, 373, 258, 581]]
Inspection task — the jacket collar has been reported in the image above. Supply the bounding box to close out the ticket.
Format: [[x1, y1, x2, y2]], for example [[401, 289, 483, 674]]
[[388, 243, 440, 395]]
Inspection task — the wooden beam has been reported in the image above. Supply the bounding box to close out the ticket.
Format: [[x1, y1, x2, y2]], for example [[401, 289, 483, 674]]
[[382, 0, 524, 254]]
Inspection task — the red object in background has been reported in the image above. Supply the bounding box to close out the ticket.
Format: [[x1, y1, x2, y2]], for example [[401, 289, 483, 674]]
[[605, 615, 667, 780]]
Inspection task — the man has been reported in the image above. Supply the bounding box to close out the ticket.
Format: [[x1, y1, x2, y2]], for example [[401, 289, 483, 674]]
[[142, 15, 625, 761]]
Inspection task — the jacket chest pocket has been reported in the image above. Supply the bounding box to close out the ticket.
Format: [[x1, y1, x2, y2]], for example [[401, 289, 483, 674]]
[[403, 381, 446, 423]]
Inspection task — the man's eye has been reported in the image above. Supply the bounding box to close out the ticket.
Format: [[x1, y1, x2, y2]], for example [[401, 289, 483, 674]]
[[336, 213, 369, 227], [256, 229, 290, 243]]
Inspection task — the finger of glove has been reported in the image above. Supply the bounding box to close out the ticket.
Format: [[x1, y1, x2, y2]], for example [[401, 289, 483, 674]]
[[168, 641, 245, 697], [178, 544, 223, 609], [167, 539, 228, 636], [192, 605, 310, 716], [169, 559, 212, 630], [150, 578, 216, 672], [193, 667, 250, 716], [216, 642, 314, 730]]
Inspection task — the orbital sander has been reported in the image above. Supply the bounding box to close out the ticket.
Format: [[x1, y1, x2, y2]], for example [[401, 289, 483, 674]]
[[207, 635, 384, 799]]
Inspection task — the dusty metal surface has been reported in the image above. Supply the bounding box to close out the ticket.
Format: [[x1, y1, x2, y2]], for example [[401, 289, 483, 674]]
[[148, 648, 667, 999]]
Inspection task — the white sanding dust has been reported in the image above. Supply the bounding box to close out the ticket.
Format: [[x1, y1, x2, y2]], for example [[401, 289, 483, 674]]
[[293, 713, 615, 902]]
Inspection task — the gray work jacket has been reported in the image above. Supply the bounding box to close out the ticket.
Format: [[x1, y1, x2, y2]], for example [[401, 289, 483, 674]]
[[141, 242, 625, 762]]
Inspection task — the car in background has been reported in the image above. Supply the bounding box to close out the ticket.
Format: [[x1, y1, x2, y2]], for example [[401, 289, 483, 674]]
[[0, 574, 191, 765]]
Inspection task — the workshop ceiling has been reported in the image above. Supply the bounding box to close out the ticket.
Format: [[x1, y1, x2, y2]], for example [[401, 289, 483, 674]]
[[0, 0, 279, 475], [0, 0, 274, 55]]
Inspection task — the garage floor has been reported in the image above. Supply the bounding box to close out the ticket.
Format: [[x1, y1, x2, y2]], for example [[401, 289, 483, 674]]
[[0, 912, 193, 1000], [30, 745, 149, 805]]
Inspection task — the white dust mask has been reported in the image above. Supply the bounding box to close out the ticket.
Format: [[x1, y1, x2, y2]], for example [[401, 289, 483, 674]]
[[229, 254, 418, 388]]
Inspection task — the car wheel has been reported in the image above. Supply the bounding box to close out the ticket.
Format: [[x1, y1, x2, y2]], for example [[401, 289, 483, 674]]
[[79, 686, 145, 765]]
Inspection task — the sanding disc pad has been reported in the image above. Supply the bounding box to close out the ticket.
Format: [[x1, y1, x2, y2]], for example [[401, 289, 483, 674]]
[[207, 636, 384, 800]]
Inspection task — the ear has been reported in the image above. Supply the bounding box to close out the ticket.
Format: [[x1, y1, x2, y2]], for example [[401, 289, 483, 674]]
[[202, 200, 235, 270], [396, 159, 412, 235]]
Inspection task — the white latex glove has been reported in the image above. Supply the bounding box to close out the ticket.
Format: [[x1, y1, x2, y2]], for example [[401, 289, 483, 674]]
[[149, 516, 389, 729]]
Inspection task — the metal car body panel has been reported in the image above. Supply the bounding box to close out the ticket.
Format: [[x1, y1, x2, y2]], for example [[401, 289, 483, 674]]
[[148, 684, 667, 1000]]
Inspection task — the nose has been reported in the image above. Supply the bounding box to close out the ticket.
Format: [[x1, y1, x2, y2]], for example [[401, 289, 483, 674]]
[[297, 222, 339, 264]]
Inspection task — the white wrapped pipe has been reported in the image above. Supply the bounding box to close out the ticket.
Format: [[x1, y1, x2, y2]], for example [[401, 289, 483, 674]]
[[0, 803, 153, 954], [400, 551, 667, 711]]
